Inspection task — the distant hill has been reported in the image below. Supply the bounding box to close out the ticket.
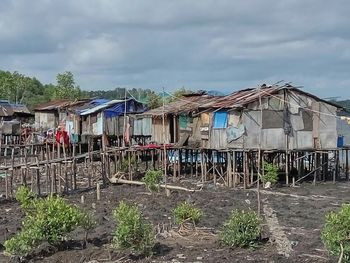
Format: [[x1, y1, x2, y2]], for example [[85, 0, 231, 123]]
[[206, 90, 227, 96], [329, 100, 350, 111]]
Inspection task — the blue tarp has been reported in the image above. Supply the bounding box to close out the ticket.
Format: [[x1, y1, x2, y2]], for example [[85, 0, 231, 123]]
[[79, 98, 147, 117], [213, 111, 228, 128], [91, 98, 110, 105], [104, 103, 125, 118]]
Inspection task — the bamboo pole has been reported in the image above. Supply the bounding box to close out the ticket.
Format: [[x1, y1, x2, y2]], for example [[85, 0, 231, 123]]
[[162, 87, 168, 195], [110, 177, 199, 192]]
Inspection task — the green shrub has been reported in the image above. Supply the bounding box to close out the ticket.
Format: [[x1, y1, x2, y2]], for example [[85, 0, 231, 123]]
[[15, 185, 36, 211], [4, 229, 39, 257], [173, 202, 202, 226], [5, 187, 89, 256], [80, 211, 97, 245], [120, 156, 137, 173], [142, 170, 163, 192], [220, 210, 262, 248], [321, 204, 350, 261], [113, 201, 154, 256], [262, 162, 279, 185]]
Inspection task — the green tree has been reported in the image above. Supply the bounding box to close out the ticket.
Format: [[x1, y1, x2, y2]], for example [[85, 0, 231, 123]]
[[146, 91, 162, 109], [54, 71, 81, 99], [166, 87, 192, 103], [0, 71, 49, 107]]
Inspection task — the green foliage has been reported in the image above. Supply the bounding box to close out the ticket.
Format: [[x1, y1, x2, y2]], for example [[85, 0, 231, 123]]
[[321, 204, 350, 260], [15, 185, 36, 211], [0, 69, 202, 111], [142, 170, 163, 192], [262, 162, 279, 185], [173, 202, 203, 226], [54, 71, 81, 99], [79, 211, 97, 245], [5, 187, 89, 256], [146, 91, 162, 109], [0, 70, 48, 108], [220, 210, 262, 248], [120, 156, 137, 173], [166, 87, 192, 103], [3, 229, 38, 257], [113, 201, 154, 256]]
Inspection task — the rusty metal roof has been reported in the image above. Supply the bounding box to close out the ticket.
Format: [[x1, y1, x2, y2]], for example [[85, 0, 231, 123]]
[[34, 99, 91, 111], [200, 85, 342, 110], [0, 100, 14, 117], [141, 84, 342, 117], [11, 104, 31, 114], [141, 94, 221, 116]]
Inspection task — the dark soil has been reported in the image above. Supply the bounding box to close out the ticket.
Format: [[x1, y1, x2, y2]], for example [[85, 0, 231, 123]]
[[1, 180, 349, 262]]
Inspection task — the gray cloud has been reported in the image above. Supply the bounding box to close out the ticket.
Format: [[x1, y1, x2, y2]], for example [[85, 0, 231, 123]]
[[1, 0, 350, 98]]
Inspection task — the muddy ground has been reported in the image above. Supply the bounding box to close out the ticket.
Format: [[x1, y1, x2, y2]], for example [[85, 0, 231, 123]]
[[1, 180, 349, 263]]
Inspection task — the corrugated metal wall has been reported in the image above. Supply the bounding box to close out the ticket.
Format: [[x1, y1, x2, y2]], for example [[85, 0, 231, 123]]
[[35, 112, 57, 129], [133, 117, 152, 136], [206, 91, 338, 150], [152, 118, 170, 143], [318, 102, 337, 149]]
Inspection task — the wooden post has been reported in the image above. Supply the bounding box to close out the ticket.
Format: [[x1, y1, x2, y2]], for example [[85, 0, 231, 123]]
[[96, 182, 101, 201], [45, 142, 50, 194], [35, 157, 41, 195], [195, 150, 199, 178], [335, 150, 340, 182], [243, 152, 247, 189], [88, 138, 92, 188], [285, 150, 289, 186], [213, 151, 217, 186], [233, 151, 236, 187], [128, 151, 131, 181], [10, 148, 15, 198], [346, 149, 349, 181], [228, 151, 232, 187], [52, 164, 57, 193], [200, 150, 204, 183]]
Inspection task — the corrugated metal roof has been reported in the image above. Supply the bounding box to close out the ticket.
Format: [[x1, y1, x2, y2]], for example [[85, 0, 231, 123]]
[[80, 99, 125, 116], [200, 85, 342, 110], [34, 99, 91, 111], [141, 84, 342, 117], [11, 104, 31, 114], [141, 94, 220, 116], [0, 102, 14, 117]]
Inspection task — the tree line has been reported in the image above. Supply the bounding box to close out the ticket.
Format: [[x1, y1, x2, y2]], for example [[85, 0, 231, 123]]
[[0, 70, 197, 110]]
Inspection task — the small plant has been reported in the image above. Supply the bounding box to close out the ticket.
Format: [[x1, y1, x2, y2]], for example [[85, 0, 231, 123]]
[[113, 201, 154, 256], [79, 211, 97, 247], [262, 162, 279, 185], [4, 229, 38, 257], [120, 156, 137, 173], [173, 201, 203, 226], [4, 186, 92, 256], [142, 170, 163, 192], [15, 185, 36, 211], [220, 210, 262, 248], [321, 204, 350, 261]]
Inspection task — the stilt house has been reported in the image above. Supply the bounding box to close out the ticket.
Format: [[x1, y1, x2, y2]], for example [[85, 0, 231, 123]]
[[141, 85, 341, 151]]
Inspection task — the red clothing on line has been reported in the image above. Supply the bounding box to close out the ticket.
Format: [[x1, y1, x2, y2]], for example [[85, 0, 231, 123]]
[[55, 130, 70, 146]]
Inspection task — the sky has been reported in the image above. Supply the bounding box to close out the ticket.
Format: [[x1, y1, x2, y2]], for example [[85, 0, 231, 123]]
[[1, 0, 350, 98]]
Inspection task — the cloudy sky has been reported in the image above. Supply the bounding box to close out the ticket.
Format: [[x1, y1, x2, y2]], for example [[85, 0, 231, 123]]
[[1, 0, 350, 98]]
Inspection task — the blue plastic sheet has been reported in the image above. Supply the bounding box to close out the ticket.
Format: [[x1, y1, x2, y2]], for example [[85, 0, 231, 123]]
[[213, 111, 228, 128]]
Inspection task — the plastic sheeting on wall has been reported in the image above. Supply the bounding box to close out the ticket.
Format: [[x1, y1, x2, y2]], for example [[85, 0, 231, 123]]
[[228, 112, 241, 128], [179, 114, 192, 130], [213, 111, 228, 128], [226, 124, 245, 143]]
